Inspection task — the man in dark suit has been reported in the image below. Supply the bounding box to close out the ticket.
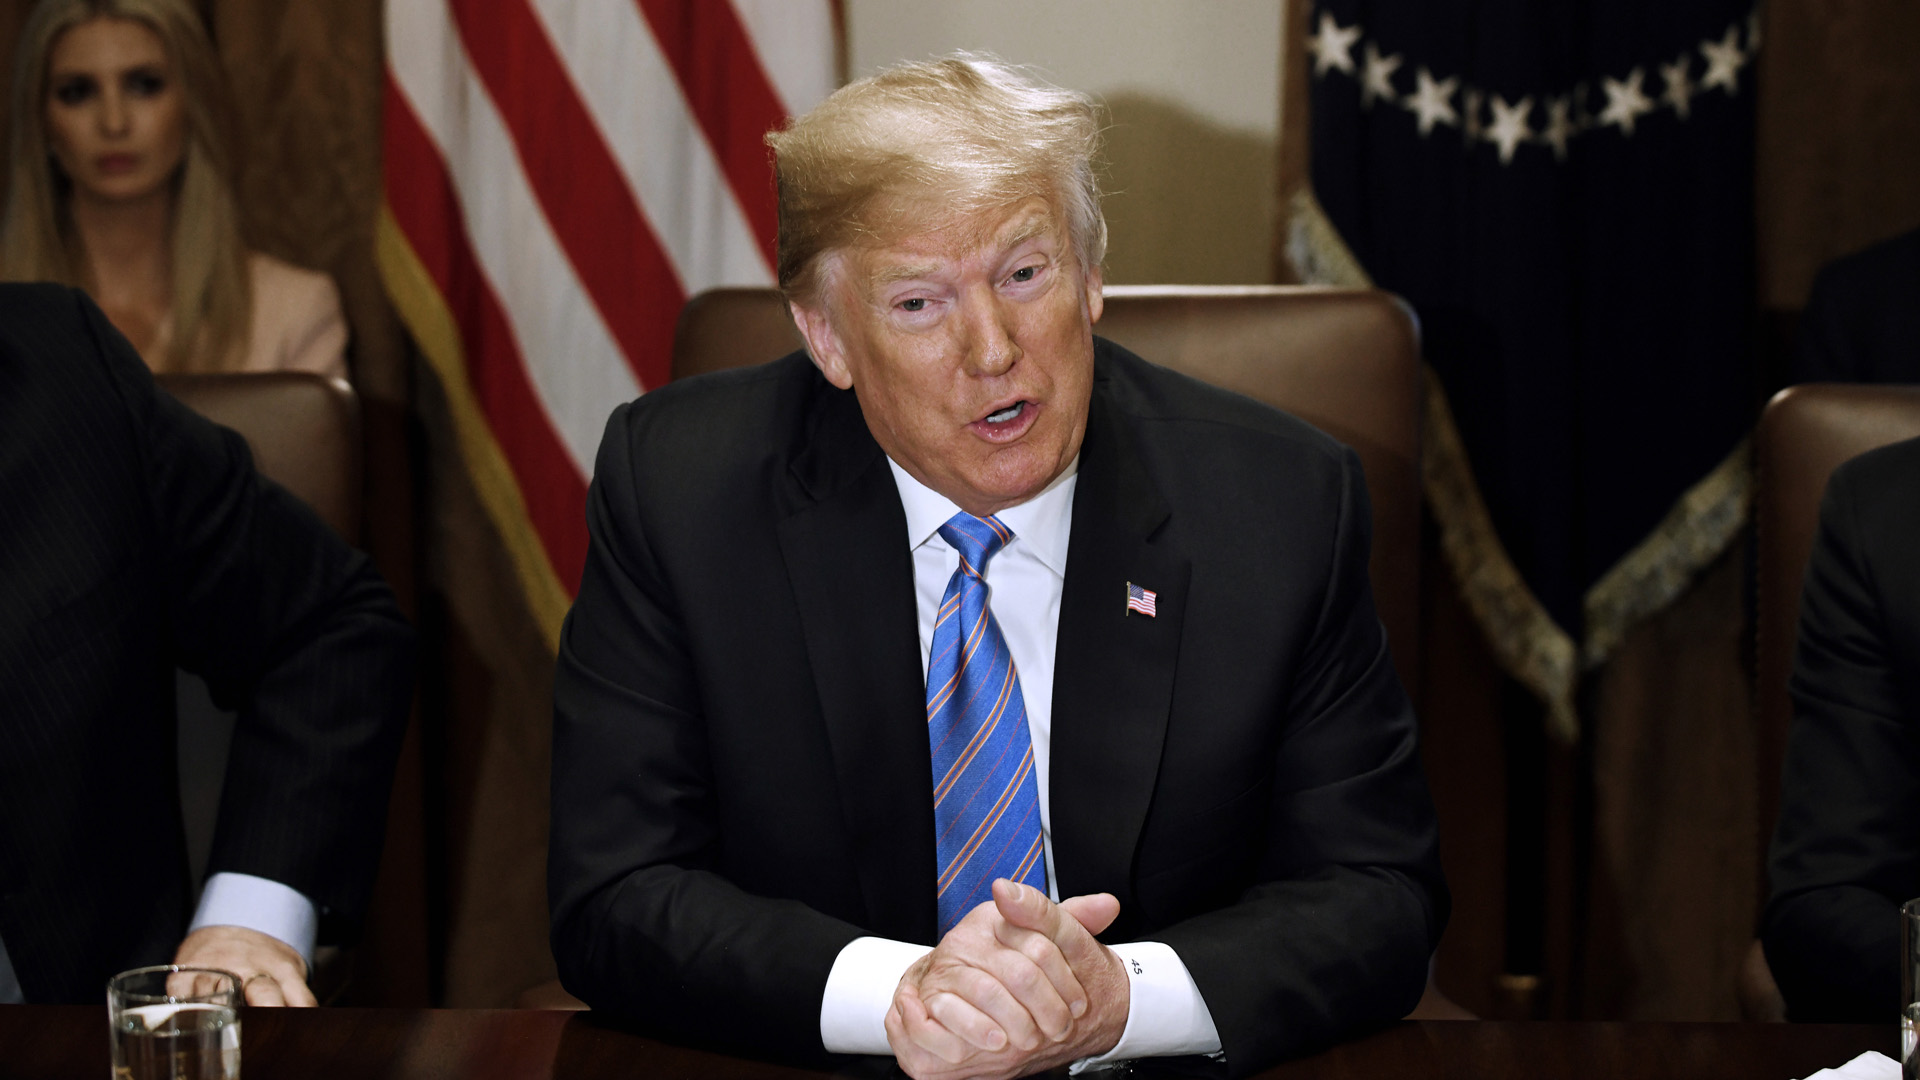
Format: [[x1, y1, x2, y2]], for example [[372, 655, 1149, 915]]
[[0, 284, 412, 1006], [550, 55, 1444, 1078], [1763, 434, 1920, 1021], [1792, 227, 1920, 386]]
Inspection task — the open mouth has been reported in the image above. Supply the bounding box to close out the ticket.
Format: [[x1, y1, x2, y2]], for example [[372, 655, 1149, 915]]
[[970, 398, 1038, 442]]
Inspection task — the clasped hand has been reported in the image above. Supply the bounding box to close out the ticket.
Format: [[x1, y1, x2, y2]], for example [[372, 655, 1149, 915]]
[[173, 925, 315, 1007], [887, 880, 1129, 1080]]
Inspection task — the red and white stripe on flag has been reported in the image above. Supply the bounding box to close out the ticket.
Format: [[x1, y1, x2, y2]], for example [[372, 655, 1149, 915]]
[[378, 0, 838, 644]]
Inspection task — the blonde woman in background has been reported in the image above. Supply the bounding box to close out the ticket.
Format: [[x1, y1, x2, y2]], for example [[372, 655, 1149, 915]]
[[1, 0, 345, 378]]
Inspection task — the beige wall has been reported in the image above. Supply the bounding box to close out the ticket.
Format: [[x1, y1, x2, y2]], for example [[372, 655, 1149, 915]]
[[845, 0, 1285, 285]]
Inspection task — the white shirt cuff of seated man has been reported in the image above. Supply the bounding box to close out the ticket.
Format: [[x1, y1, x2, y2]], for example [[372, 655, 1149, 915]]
[[818, 936, 1221, 1064], [820, 937, 933, 1053], [187, 872, 319, 972], [1070, 941, 1222, 1071]]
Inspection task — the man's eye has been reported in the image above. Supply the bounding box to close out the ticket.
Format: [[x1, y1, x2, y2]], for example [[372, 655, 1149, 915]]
[[899, 298, 927, 312], [51, 78, 95, 105], [1009, 266, 1038, 283]]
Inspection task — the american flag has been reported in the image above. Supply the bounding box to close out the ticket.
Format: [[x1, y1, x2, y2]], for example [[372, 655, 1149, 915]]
[[1126, 582, 1158, 618], [379, 1, 839, 646]]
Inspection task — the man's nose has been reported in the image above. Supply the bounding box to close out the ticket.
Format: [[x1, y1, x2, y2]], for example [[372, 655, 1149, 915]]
[[962, 292, 1021, 376]]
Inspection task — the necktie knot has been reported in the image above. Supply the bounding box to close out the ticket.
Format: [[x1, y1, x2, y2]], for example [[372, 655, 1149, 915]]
[[939, 512, 1013, 577]]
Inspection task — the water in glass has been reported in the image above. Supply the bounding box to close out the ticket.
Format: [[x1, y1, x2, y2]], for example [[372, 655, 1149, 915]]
[[111, 1001, 239, 1080]]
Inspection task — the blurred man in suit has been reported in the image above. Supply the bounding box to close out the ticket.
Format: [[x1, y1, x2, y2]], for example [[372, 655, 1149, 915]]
[[0, 284, 412, 1006], [1764, 434, 1920, 1021], [1792, 227, 1920, 386], [550, 54, 1445, 1078]]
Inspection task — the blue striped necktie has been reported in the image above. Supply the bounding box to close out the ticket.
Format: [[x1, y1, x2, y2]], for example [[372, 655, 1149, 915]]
[[927, 512, 1046, 938]]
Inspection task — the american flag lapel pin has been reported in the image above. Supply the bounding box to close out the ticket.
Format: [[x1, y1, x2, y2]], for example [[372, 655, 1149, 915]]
[[1125, 582, 1158, 618]]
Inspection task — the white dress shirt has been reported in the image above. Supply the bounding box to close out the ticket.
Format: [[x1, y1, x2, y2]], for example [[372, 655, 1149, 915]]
[[0, 873, 315, 1003], [817, 456, 1221, 1066]]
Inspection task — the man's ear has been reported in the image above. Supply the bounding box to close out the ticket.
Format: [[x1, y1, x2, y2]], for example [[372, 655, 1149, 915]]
[[1084, 264, 1105, 325], [790, 301, 854, 390]]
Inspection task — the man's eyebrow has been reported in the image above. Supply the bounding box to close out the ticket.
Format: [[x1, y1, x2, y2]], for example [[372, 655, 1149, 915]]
[[996, 217, 1054, 252], [870, 262, 944, 289], [865, 217, 1058, 291]]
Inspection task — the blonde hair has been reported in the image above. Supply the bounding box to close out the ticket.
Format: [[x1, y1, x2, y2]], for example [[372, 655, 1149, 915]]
[[1, 0, 250, 372], [766, 52, 1106, 308]]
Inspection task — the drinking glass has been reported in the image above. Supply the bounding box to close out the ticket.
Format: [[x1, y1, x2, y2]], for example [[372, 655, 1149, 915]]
[[1902, 900, 1920, 1079], [107, 966, 241, 1080]]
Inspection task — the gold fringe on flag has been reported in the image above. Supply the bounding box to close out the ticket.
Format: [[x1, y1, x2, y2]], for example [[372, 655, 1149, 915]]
[[1581, 438, 1752, 669], [375, 204, 571, 652]]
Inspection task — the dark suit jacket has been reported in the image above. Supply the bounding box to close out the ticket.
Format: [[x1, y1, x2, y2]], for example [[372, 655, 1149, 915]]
[[1763, 435, 1920, 1022], [1793, 227, 1920, 386], [0, 285, 413, 1003], [550, 339, 1447, 1075]]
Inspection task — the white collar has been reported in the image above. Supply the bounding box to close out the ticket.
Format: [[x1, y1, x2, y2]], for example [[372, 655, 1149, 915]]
[[887, 455, 1078, 579]]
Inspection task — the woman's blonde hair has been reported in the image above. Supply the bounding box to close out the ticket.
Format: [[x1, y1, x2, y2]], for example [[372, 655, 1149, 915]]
[[766, 53, 1106, 308], [1, 0, 250, 372]]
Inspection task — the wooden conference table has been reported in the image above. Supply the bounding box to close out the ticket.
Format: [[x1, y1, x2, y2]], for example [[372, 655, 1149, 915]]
[[0, 1005, 1890, 1079]]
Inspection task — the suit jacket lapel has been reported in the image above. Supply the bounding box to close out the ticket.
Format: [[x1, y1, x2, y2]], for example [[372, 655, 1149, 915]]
[[1050, 371, 1189, 940], [777, 382, 939, 944]]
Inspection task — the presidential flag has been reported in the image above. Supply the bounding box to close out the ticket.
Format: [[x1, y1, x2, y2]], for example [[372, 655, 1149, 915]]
[[1297, 2, 1759, 738], [379, 1, 839, 645]]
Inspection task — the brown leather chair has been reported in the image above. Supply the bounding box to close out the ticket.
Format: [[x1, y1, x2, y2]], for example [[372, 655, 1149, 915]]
[[670, 284, 1425, 694], [156, 371, 364, 1002], [158, 372, 363, 541], [1741, 383, 1920, 1019]]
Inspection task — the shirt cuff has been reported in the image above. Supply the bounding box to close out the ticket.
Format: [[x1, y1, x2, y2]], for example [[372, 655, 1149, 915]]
[[1071, 941, 1222, 1072], [188, 872, 318, 972], [819, 936, 933, 1055]]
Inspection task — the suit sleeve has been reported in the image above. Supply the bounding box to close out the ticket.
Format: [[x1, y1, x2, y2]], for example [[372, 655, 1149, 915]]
[[1762, 460, 1918, 1022], [90, 293, 412, 945], [548, 405, 863, 1059], [1154, 446, 1447, 1074]]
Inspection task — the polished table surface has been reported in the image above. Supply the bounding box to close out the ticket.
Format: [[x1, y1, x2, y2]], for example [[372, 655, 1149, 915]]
[[0, 1005, 1890, 1080]]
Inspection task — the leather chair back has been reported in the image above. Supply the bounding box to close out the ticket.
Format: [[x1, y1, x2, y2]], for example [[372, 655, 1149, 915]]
[[671, 285, 1424, 692], [158, 372, 363, 541], [1754, 384, 1920, 874]]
